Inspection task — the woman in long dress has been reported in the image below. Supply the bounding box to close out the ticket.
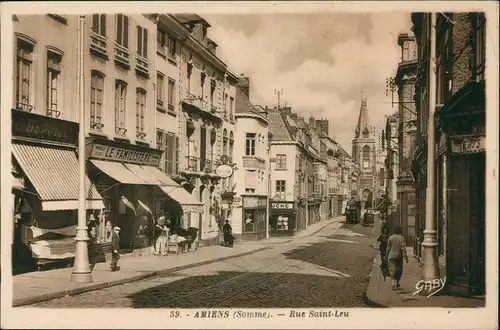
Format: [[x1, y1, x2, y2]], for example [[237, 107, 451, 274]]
[[386, 225, 409, 291]]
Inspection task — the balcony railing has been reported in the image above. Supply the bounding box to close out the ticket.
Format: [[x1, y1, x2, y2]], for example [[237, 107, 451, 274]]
[[115, 126, 127, 136], [90, 120, 104, 132], [15, 102, 33, 112], [185, 156, 198, 171], [114, 42, 130, 68], [184, 92, 210, 113], [46, 108, 61, 118], [201, 159, 212, 172], [136, 54, 149, 77], [90, 31, 108, 58]]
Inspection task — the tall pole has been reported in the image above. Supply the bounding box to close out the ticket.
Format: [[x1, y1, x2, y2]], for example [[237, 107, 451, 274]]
[[72, 15, 92, 283], [266, 155, 270, 240], [421, 12, 440, 293]]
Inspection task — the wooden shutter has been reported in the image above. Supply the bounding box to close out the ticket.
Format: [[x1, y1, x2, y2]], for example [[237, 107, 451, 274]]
[[123, 15, 129, 48], [143, 28, 148, 59]]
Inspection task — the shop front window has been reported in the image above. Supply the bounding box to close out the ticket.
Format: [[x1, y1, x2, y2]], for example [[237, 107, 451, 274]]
[[244, 210, 255, 232]]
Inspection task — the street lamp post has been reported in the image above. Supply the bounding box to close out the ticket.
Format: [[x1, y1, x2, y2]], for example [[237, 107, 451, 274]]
[[421, 12, 440, 294], [72, 15, 92, 283]]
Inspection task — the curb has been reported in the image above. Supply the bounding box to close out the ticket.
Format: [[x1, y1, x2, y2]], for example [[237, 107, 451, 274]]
[[13, 246, 269, 307]]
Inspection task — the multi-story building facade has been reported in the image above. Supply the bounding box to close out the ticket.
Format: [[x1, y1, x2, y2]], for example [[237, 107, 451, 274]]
[[383, 112, 400, 208], [232, 76, 270, 241], [394, 33, 418, 246], [11, 13, 241, 270], [411, 12, 486, 296], [163, 14, 238, 245], [319, 133, 342, 217], [352, 97, 378, 209]]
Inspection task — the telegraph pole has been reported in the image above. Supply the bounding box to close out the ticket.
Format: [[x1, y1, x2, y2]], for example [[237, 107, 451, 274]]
[[421, 12, 440, 294], [72, 15, 92, 283]]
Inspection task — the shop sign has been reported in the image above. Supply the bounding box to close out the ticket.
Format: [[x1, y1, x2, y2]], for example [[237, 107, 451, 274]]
[[89, 143, 161, 166], [243, 196, 259, 208], [271, 202, 294, 210], [450, 135, 485, 155], [12, 109, 78, 145], [215, 164, 234, 178], [243, 157, 266, 169]]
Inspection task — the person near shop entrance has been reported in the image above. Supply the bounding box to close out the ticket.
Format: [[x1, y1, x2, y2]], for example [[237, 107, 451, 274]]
[[154, 215, 170, 256], [110, 226, 121, 271], [223, 219, 234, 247], [386, 225, 409, 291]]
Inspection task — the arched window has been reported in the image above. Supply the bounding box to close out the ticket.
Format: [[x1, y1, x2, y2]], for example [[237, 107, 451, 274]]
[[223, 129, 228, 156], [136, 88, 147, 138], [15, 33, 37, 112], [362, 145, 371, 169], [229, 131, 234, 162], [90, 70, 105, 131]]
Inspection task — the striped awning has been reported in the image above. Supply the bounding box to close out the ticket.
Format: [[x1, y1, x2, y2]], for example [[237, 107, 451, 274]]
[[158, 185, 203, 214], [90, 160, 149, 185], [12, 143, 104, 211]]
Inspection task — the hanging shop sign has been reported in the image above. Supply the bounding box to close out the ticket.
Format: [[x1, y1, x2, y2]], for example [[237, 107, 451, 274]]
[[89, 143, 161, 166], [12, 109, 78, 145], [242, 157, 266, 169], [215, 164, 234, 178], [450, 135, 485, 155]]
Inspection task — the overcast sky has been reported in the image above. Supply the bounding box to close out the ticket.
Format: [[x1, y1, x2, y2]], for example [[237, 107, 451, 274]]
[[204, 13, 412, 152]]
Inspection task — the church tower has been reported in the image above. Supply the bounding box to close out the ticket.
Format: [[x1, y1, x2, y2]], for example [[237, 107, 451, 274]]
[[352, 96, 377, 208]]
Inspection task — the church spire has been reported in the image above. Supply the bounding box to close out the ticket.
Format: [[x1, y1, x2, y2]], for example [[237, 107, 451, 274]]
[[354, 93, 371, 138]]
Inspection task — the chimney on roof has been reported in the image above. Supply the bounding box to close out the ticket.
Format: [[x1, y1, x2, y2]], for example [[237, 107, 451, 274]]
[[309, 116, 316, 129], [316, 119, 329, 136], [237, 74, 250, 99]]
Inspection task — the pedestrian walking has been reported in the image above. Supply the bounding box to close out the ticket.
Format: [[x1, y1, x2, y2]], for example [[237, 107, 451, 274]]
[[154, 215, 169, 256], [386, 225, 409, 291], [377, 226, 390, 280], [110, 226, 121, 272], [223, 219, 234, 247]]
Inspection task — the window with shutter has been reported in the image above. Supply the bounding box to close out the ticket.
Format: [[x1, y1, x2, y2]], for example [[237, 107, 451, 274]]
[[15, 38, 34, 112], [115, 80, 127, 136], [46, 51, 62, 117]]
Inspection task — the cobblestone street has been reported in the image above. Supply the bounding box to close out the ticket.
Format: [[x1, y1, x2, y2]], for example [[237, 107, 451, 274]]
[[30, 220, 378, 308]]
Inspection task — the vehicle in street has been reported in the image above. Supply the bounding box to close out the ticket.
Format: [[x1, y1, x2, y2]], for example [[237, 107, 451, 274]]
[[346, 198, 361, 224]]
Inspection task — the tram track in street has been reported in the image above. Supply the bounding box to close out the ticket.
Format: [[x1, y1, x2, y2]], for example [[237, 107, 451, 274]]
[[154, 221, 356, 308]]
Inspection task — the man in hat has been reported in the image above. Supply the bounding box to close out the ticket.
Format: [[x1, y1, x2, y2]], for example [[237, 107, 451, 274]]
[[110, 226, 121, 271], [223, 219, 233, 247]]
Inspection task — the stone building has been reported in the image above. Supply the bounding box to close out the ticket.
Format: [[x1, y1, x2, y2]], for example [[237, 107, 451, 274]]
[[395, 33, 418, 246], [232, 76, 271, 241], [351, 97, 377, 209], [411, 12, 486, 296]]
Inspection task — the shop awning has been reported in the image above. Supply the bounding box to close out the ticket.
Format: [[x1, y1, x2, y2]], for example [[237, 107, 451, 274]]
[[13, 143, 105, 211], [12, 174, 24, 190], [158, 185, 203, 214], [123, 163, 164, 185], [141, 166, 180, 186], [90, 160, 148, 185]]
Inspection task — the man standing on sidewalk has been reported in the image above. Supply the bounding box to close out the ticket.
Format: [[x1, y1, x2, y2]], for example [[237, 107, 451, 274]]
[[110, 226, 121, 272]]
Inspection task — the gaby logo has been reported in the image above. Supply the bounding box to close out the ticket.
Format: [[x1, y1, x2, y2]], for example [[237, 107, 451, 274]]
[[412, 277, 446, 298]]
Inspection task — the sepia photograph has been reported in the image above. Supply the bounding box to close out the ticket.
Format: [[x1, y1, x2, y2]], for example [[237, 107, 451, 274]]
[[1, 1, 498, 329]]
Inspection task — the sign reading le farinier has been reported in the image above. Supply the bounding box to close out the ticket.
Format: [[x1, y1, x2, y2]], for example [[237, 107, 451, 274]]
[[90, 144, 161, 166]]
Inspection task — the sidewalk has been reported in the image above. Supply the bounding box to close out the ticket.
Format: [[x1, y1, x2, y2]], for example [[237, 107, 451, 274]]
[[243, 215, 346, 245], [365, 222, 485, 308], [13, 243, 267, 307]]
